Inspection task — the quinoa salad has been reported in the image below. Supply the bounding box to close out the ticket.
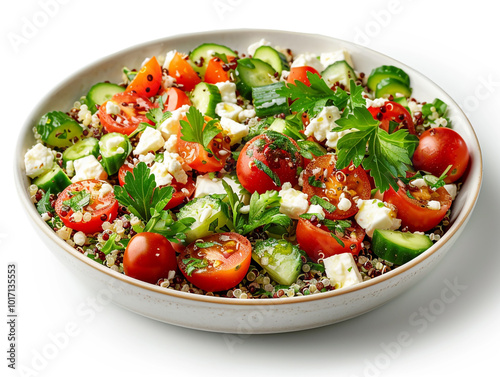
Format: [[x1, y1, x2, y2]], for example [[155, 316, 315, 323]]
[[25, 38, 469, 299]]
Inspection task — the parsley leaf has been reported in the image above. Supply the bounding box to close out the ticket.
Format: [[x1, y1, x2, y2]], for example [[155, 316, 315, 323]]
[[36, 189, 54, 214], [182, 258, 209, 276], [344, 80, 367, 115], [276, 72, 349, 116], [254, 159, 281, 186], [180, 107, 221, 157], [63, 190, 90, 212], [195, 241, 220, 248], [297, 139, 326, 160], [310, 195, 336, 213], [113, 162, 174, 222], [308, 175, 326, 188], [101, 233, 129, 255]]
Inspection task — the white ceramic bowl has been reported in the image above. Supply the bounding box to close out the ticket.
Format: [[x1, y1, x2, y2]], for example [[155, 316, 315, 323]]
[[15, 29, 482, 333]]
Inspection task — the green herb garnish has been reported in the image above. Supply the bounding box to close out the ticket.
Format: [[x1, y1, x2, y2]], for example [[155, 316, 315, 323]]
[[180, 107, 221, 158], [182, 258, 209, 276], [62, 190, 90, 212]]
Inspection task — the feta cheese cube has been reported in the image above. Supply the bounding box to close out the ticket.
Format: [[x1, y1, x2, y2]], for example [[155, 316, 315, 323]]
[[138, 152, 155, 165], [133, 127, 165, 155], [163, 134, 178, 153], [306, 204, 326, 218], [215, 102, 243, 121], [304, 106, 341, 142], [238, 108, 257, 123], [158, 104, 190, 140], [337, 193, 352, 211], [220, 117, 249, 146], [163, 50, 177, 69], [323, 253, 363, 289], [194, 174, 249, 204], [410, 178, 427, 189], [427, 200, 441, 210], [150, 162, 173, 186], [24, 143, 55, 178], [365, 97, 388, 108], [247, 38, 271, 56], [105, 101, 121, 115], [444, 184, 457, 200], [215, 81, 238, 104], [150, 152, 187, 187], [278, 182, 309, 219], [319, 49, 354, 70], [355, 199, 401, 237], [325, 128, 356, 149], [72, 155, 107, 182], [291, 53, 324, 73]]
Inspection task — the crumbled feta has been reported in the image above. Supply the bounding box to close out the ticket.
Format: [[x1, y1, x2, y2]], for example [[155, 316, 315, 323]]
[[325, 128, 356, 149], [278, 182, 309, 220], [306, 204, 326, 218], [427, 200, 441, 211], [355, 199, 401, 237], [163, 50, 177, 69], [220, 117, 249, 146], [24, 143, 54, 178], [133, 127, 165, 155], [105, 101, 121, 115], [162, 75, 176, 89], [291, 52, 323, 73], [247, 38, 271, 56], [71, 155, 107, 182], [319, 49, 354, 70], [163, 134, 178, 153], [194, 174, 249, 204], [150, 152, 187, 187], [215, 102, 243, 121], [337, 193, 352, 211], [304, 106, 341, 142], [215, 81, 237, 104], [138, 152, 155, 165], [238, 108, 257, 123], [98, 183, 113, 199], [365, 97, 388, 108], [158, 104, 190, 140], [150, 162, 173, 186], [410, 178, 427, 189], [444, 184, 457, 200], [323, 253, 363, 289]]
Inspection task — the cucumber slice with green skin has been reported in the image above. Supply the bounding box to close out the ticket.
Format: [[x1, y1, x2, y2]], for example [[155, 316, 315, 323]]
[[190, 82, 222, 118], [62, 137, 99, 166], [36, 111, 84, 148], [252, 82, 290, 118], [85, 82, 125, 114], [99, 133, 132, 175], [235, 58, 276, 100], [321, 60, 356, 87], [268, 118, 303, 141], [367, 65, 410, 92], [375, 78, 412, 98], [252, 238, 303, 286], [253, 46, 290, 75], [189, 43, 237, 76], [177, 195, 231, 244], [33, 165, 71, 193], [372, 229, 433, 265]]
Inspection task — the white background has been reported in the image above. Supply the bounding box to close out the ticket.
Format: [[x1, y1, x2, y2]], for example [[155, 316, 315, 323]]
[[1, 0, 499, 376]]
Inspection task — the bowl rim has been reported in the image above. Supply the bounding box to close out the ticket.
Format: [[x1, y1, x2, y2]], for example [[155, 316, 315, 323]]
[[15, 28, 483, 307]]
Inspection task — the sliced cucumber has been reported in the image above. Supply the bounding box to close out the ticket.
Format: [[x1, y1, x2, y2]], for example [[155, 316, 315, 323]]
[[252, 238, 303, 286], [99, 133, 132, 175], [189, 43, 237, 76], [62, 137, 99, 166], [372, 229, 433, 265], [253, 46, 289, 75], [33, 165, 71, 193], [85, 82, 125, 114], [367, 65, 410, 92], [252, 82, 290, 117], [37, 111, 84, 148], [190, 82, 222, 118], [375, 78, 412, 98], [268, 118, 303, 141], [321, 60, 356, 87], [235, 58, 276, 99]]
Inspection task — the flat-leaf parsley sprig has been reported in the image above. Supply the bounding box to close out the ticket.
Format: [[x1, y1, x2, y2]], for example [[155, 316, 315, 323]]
[[180, 106, 221, 158]]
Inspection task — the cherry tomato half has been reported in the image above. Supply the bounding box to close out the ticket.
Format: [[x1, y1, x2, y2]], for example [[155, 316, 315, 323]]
[[123, 232, 177, 284], [383, 180, 452, 232], [99, 92, 156, 135], [286, 66, 320, 86], [368, 101, 416, 135], [412, 127, 469, 183], [302, 154, 371, 220], [163, 87, 191, 111], [296, 218, 365, 262], [125, 56, 162, 97], [204, 56, 234, 84], [55, 179, 119, 234], [177, 233, 252, 292], [236, 132, 303, 194], [168, 52, 201, 92]]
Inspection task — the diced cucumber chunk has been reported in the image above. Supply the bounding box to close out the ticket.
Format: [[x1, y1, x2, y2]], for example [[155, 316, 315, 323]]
[[177, 195, 231, 244], [253, 46, 289, 75], [321, 60, 356, 87], [252, 82, 290, 117], [62, 137, 99, 166], [252, 238, 303, 286], [33, 165, 71, 193], [189, 43, 237, 75], [190, 82, 222, 118], [99, 133, 132, 175], [375, 78, 412, 98], [268, 117, 303, 141], [367, 65, 410, 92], [36, 111, 84, 148], [85, 82, 124, 114], [372, 229, 433, 265], [235, 58, 276, 100]]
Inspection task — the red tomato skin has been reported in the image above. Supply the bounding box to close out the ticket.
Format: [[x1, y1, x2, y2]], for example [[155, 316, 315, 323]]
[[123, 233, 177, 284], [236, 134, 302, 194], [168, 52, 201, 92], [126, 56, 162, 97], [204, 57, 230, 84], [287, 66, 320, 86], [368, 101, 415, 134], [177, 233, 252, 292], [164, 87, 191, 111], [296, 218, 365, 262], [55, 179, 118, 234], [383, 183, 452, 232], [413, 127, 469, 183], [118, 163, 134, 186]]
